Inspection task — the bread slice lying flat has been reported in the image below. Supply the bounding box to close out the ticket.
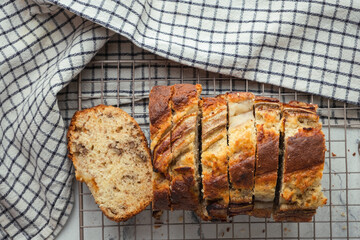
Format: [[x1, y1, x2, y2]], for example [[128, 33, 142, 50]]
[[67, 105, 152, 221], [273, 101, 327, 222]]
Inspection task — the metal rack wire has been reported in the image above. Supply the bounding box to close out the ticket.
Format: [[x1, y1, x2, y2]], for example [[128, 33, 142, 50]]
[[67, 59, 360, 240]]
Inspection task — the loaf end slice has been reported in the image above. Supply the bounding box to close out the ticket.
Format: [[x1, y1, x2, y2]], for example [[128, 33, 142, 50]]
[[67, 105, 152, 221], [273, 101, 327, 222]]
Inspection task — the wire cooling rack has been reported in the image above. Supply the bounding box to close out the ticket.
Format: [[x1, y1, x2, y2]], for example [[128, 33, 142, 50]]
[[58, 59, 360, 240]]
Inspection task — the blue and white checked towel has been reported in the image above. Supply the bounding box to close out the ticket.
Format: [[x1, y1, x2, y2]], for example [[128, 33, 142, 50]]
[[1, 0, 360, 239]]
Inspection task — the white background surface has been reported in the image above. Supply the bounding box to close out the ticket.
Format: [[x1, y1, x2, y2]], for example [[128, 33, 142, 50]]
[[57, 183, 79, 240]]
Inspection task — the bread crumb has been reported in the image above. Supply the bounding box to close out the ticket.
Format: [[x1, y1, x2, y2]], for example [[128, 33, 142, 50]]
[[341, 212, 346, 217], [152, 210, 163, 220], [342, 226, 347, 230], [332, 152, 337, 157], [178, 216, 183, 222]]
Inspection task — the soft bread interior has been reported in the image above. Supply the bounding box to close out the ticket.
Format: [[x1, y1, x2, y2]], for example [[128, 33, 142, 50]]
[[69, 106, 152, 220]]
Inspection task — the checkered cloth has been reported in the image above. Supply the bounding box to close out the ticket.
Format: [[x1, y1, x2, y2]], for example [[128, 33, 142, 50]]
[[50, 0, 360, 105], [1, 0, 360, 239], [0, 0, 114, 239]]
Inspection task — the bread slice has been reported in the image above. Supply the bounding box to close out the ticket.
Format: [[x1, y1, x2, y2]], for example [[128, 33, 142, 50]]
[[199, 95, 229, 220], [149, 85, 173, 210], [170, 84, 202, 210], [273, 101, 327, 222], [67, 105, 152, 221], [251, 97, 281, 218], [227, 92, 256, 216]]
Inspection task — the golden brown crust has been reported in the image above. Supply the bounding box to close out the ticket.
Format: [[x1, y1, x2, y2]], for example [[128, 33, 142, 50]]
[[152, 132, 171, 174], [256, 125, 279, 176], [171, 115, 196, 153], [153, 172, 171, 210], [149, 86, 172, 174], [251, 97, 281, 219], [149, 86, 173, 209], [255, 96, 280, 104], [251, 208, 272, 218], [203, 174, 228, 200], [170, 84, 202, 211], [282, 101, 318, 113], [227, 92, 254, 102], [149, 85, 172, 137], [200, 95, 229, 220], [171, 84, 201, 113], [273, 209, 316, 222], [285, 128, 325, 173], [229, 156, 255, 189], [228, 203, 253, 216], [170, 166, 198, 210], [201, 95, 226, 111], [67, 105, 152, 222], [206, 202, 228, 220]]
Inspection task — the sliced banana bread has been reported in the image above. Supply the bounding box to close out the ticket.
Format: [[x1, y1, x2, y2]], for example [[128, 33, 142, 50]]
[[227, 92, 256, 216], [149, 85, 173, 210], [67, 105, 152, 221], [200, 95, 229, 220], [251, 97, 281, 218], [170, 84, 202, 210], [273, 101, 327, 222]]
